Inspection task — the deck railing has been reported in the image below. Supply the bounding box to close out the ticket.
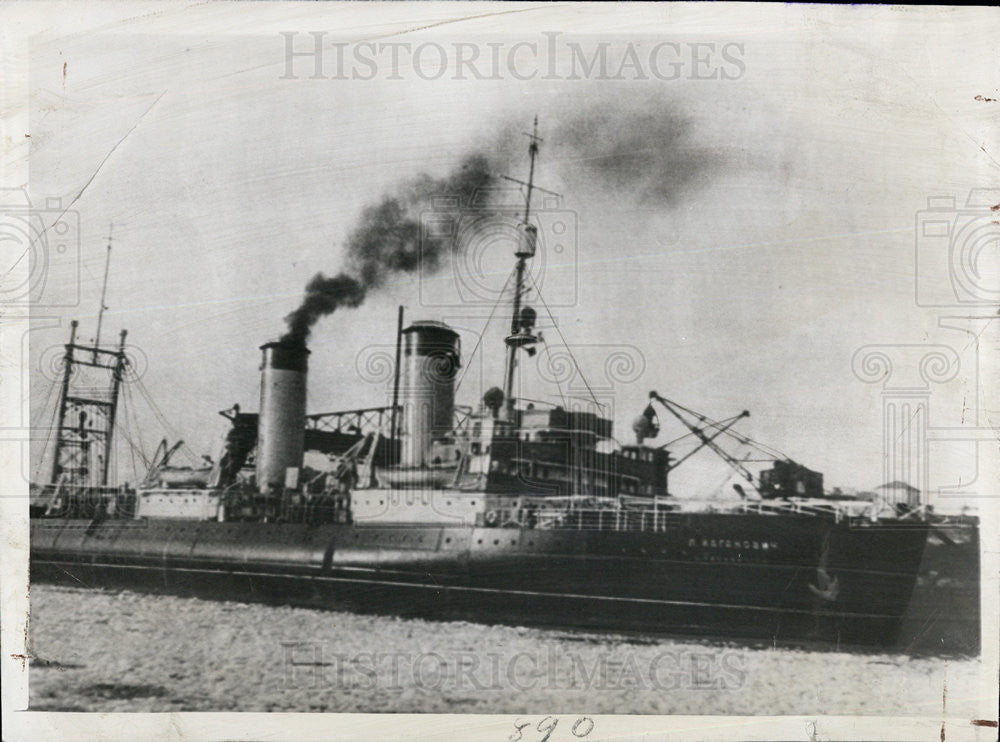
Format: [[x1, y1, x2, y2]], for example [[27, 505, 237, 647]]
[[31, 482, 135, 518], [487, 498, 886, 532]]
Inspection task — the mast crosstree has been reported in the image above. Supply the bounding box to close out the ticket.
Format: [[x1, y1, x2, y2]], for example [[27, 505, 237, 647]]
[[50, 323, 129, 487]]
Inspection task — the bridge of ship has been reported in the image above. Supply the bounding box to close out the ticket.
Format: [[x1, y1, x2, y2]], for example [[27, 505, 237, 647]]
[[302, 402, 671, 500]]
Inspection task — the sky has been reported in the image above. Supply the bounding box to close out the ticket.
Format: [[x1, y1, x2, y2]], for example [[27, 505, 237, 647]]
[[14, 3, 1000, 508]]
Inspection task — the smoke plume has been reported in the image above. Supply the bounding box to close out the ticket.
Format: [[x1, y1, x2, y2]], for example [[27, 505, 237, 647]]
[[283, 103, 720, 344], [281, 154, 495, 344], [282, 273, 366, 345], [552, 105, 720, 205]]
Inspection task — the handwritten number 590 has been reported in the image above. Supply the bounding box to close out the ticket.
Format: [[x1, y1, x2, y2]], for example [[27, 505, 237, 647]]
[[508, 716, 594, 742]]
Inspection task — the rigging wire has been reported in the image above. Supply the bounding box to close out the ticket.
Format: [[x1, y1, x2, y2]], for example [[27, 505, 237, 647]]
[[126, 381, 150, 468], [538, 334, 568, 409], [112, 416, 149, 483], [30, 372, 59, 430], [122, 382, 150, 480], [33, 382, 62, 483], [525, 269, 603, 412], [709, 421, 789, 462], [719, 427, 790, 463], [113, 383, 154, 481], [130, 372, 201, 465], [122, 410, 139, 483], [454, 266, 516, 396]]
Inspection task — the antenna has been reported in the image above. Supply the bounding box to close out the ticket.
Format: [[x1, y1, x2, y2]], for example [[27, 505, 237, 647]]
[[524, 115, 541, 223], [93, 223, 113, 359], [498, 118, 562, 215]]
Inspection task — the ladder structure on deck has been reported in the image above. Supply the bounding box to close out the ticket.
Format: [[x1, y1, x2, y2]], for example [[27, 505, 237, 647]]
[[49, 319, 129, 487]]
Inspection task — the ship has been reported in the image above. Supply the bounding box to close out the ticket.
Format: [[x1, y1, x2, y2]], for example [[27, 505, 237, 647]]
[[28, 122, 979, 650]]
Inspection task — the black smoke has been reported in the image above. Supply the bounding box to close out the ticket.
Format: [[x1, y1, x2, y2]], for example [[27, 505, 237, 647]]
[[281, 154, 495, 344], [552, 105, 720, 205], [283, 104, 720, 344], [281, 273, 366, 346]]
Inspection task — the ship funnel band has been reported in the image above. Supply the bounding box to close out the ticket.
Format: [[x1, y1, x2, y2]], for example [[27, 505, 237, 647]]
[[260, 341, 310, 373], [402, 321, 460, 356], [402, 322, 461, 379]]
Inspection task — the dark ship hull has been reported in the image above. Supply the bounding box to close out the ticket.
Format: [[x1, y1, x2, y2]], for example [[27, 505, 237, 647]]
[[31, 512, 930, 646]]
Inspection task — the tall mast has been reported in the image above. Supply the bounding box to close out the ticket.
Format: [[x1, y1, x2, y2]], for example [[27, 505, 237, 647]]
[[48, 225, 129, 489], [503, 116, 542, 421], [93, 224, 113, 361]]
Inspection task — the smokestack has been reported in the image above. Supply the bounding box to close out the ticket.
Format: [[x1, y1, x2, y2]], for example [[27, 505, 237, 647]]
[[256, 341, 310, 494], [399, 321, 460, 468]]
